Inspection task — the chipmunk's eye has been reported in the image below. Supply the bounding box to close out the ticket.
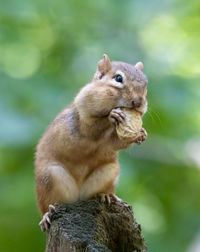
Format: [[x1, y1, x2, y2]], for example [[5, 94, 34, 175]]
[[114, 74, 123, 83]]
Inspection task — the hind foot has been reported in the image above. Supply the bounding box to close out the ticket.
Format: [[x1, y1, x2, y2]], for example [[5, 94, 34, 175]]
[[39, 204, 55, 232]]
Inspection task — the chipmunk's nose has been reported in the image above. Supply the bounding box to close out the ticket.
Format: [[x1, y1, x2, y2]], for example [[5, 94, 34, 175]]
[[132, 97, 142, 108]]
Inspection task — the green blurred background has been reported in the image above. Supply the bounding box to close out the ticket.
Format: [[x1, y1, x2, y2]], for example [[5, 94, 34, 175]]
[[0, 0, 200, 251]]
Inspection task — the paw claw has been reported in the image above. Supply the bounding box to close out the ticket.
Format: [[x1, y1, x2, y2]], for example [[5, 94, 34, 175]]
[[109, 108, 126, 125], [109, 193, 122, 202], [49, 204, 56, 212], [97, 193, 121, 205], [140, 128, 147, 137], [105, 194, 111, 204], [39, 204, 56, 232], [135, 128, 147, 144]]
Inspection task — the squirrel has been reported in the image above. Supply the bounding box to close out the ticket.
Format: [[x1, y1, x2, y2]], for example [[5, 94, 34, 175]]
[[35, 54, 148, 231]]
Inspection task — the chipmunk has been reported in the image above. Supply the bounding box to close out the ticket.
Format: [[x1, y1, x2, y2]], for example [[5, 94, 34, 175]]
[[35, 54, 148, 231]]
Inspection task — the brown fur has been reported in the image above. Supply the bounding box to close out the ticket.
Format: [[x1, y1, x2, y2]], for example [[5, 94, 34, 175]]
[[35, 54, 148, 214]]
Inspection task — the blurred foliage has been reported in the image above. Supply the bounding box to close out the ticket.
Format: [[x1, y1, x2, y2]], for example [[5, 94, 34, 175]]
[[0, 0, 200, 251]]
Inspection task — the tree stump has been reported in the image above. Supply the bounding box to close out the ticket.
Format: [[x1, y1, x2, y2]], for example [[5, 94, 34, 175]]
[[46, 198, 147, 252]]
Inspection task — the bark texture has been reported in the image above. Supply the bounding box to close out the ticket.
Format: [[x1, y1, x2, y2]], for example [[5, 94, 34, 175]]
[[46, 198, 147, 252]]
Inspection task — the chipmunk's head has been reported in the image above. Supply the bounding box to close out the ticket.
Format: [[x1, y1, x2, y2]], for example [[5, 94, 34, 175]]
[[93, 54, 148, 115]]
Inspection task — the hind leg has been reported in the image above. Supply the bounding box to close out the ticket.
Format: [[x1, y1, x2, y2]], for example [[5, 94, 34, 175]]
[[80, 162, 120, 204], [36, 164, 79, 231]]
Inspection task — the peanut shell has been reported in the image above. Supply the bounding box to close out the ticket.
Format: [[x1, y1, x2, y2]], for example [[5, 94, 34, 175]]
[[116, 108, 142, 143]]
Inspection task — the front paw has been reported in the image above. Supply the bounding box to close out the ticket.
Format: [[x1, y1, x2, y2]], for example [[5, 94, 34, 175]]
[[109, 108, 126, 125], [135, 128, 147, 145]]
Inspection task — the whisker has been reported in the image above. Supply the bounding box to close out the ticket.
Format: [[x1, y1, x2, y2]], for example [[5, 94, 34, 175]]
[[146, 109, 156, 122], [147, 107, 163, 128]]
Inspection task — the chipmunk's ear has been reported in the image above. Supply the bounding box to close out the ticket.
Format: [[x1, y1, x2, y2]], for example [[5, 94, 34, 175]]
[[135, 61, 144, 71], [98, 54, 112, 74]]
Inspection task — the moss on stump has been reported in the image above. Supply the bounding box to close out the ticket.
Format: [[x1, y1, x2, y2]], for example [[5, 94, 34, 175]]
[[46, 198, 147, 252]]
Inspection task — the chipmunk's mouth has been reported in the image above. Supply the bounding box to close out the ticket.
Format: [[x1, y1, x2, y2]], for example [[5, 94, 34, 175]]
[[134, 109, 143, 116], [118, 100, 147, 117], [119, 106, 144, 116], [134, 101, 148, 116]]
